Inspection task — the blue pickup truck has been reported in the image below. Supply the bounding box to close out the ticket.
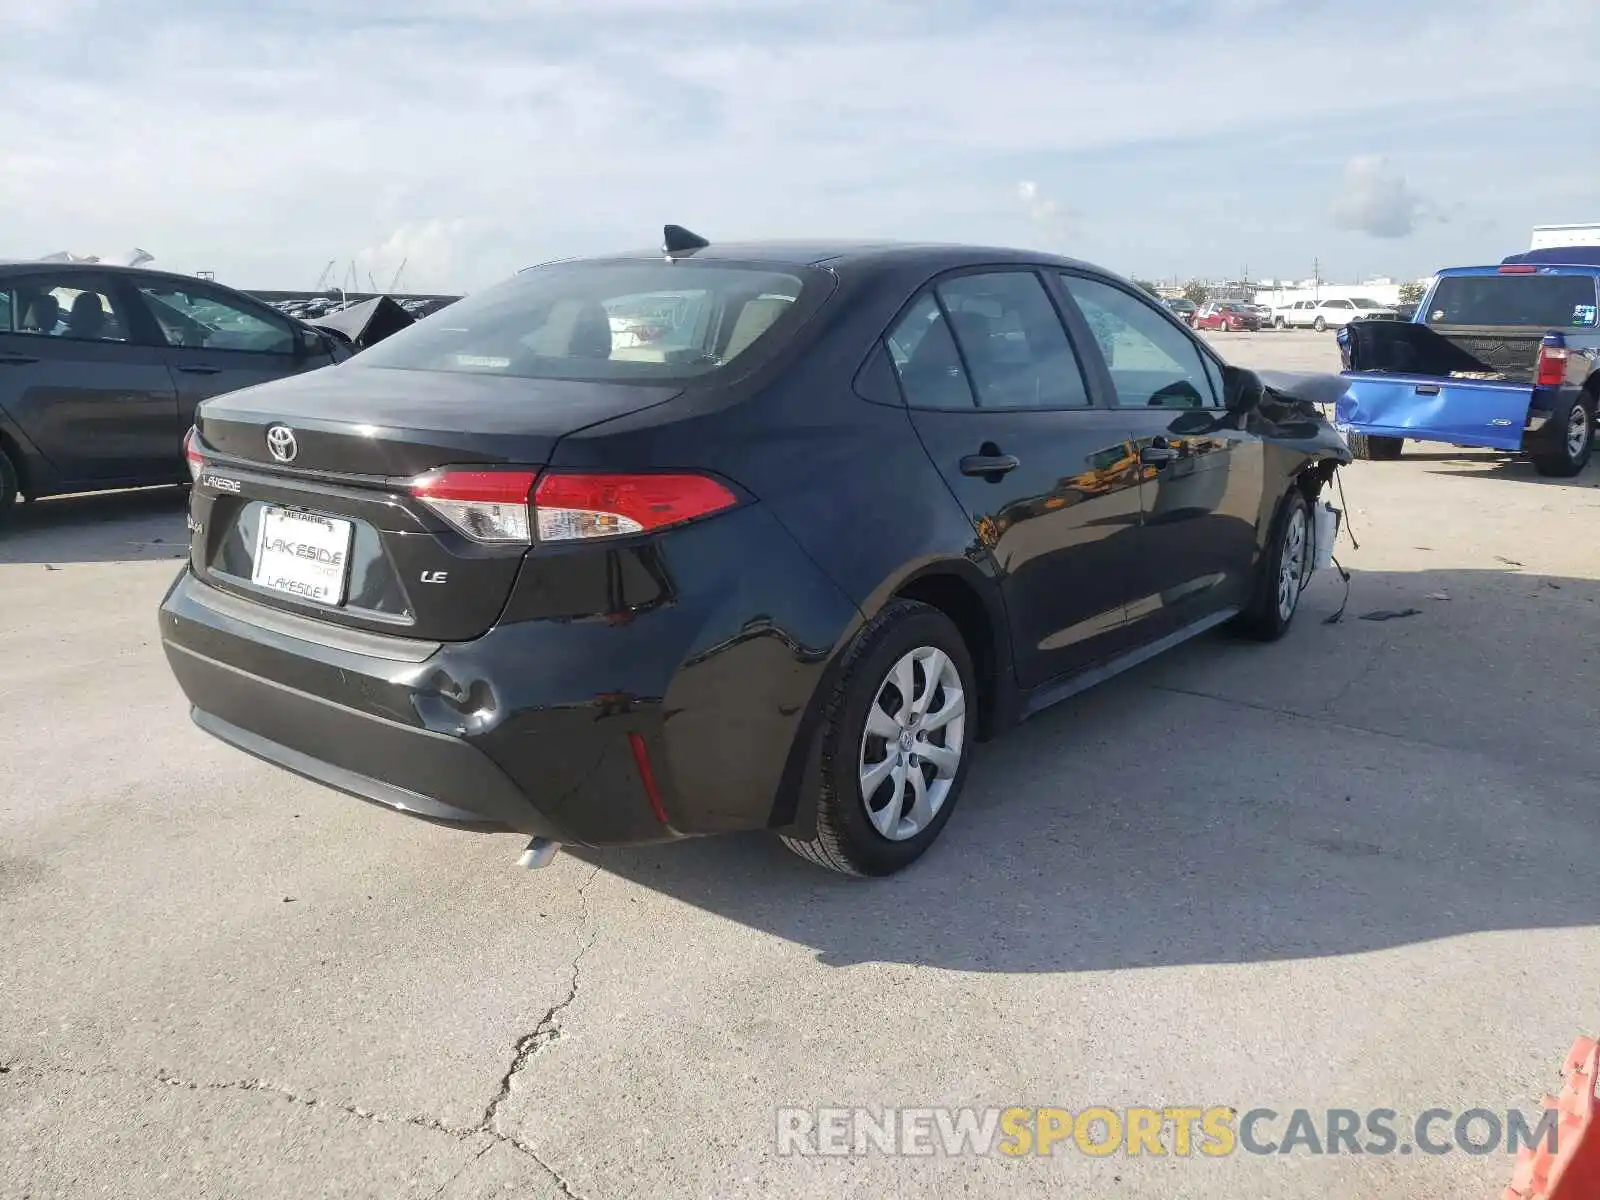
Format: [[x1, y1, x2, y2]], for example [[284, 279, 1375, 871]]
[[1334, 250, 1600, 477]]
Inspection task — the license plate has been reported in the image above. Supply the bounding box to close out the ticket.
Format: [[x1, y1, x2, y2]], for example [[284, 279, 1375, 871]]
[[251, 506, 353, 606]]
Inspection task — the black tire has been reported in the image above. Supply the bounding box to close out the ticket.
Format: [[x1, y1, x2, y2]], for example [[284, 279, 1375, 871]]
[[0, 448, 17, 527], [1234, 488, 1312, 642], [1346, 432, 1404, 461], [781, 599, 977, 877], [1530, 392, 1595, 478], [1312, 316, 1327, 332], [1275, 318, 1287, 330]]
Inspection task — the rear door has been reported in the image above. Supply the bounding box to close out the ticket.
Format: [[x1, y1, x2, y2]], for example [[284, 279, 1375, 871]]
[[122, 277, 334, 430], [0, 270, 179, 484], [892, 268, 1145, 688], [1058, 272, 1264, 641]]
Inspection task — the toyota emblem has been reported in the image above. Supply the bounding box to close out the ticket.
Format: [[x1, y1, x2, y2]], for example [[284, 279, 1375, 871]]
[[265, 425, 298, 464]]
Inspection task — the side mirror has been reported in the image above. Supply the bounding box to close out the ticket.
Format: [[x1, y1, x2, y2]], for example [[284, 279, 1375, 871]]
[[296, 327, 327, 359], [1222, 365, 1264, 414]]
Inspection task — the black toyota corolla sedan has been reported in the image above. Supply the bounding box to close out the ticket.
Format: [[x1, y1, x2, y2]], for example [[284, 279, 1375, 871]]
[[159, 228, 1351, 876]]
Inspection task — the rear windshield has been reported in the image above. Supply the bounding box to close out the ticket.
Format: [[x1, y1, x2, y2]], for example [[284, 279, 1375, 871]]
[[356, 261, 819, 382], [1426, 274, 1599, 328], [1349, 298, 1385, 309]]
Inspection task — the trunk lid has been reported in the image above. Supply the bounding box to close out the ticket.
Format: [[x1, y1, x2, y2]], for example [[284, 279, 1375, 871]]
[[1336, 374, 1533, 450], [198, 363, 679, 476], [188, 364, 681, 641]]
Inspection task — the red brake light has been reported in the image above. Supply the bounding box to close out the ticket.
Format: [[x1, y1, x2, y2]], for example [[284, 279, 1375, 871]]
[[184, 426, 204, 482], [1537, 344, 1569, 387], [1499, 264, 1537, 274], [533, 472, 738, 542], [410, 468, 538, 543]]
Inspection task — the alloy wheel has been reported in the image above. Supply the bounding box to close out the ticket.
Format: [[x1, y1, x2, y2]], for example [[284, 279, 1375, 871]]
[[858, 646, 967, 842], [1277, 505, 1309, 622], [1566, 404, 1590, 461]]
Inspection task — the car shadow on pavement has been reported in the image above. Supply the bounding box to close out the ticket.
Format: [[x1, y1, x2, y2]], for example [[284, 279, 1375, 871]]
[[0, 487, 190, 566], [1423, 457, 1598, 486], [575, 566, 1600, 974]]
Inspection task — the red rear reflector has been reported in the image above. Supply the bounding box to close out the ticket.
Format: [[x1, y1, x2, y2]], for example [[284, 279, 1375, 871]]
[[533, 472, 737, 542], [1499, 264, 1537, 274], [410, 468, 538, 543], [628, 732, 670, 824], [1537, 345, 1569, 387], [183, 426, 203, 482]]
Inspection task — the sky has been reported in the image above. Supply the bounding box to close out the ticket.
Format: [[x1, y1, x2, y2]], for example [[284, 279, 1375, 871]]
[[3, 0, 1598, 294]]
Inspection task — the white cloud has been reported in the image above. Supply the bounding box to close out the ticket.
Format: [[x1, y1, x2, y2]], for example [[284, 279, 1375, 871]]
[[1017, 181, 1071, 247], [1, 0, 1596, 289], [1330, 155, 1441, 239]]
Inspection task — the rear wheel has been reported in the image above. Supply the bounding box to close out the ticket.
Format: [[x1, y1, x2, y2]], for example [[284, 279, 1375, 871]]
[[0, 448, 17, 527], [1234, 489, 1312, 642], [1312, 316, 1327, 332], [1530, 393, 1594, 477], [1347, 432, 1404, 460], [781, 599, 975, 877]]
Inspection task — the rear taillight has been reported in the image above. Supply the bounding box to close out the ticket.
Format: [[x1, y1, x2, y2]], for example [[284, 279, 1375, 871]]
[[1499, 264, 1537, 274], [183, 426, 203, 482], [411, 468, 538, 543], [532, 472, 738, 542], [1537, 344, 1570, 387]]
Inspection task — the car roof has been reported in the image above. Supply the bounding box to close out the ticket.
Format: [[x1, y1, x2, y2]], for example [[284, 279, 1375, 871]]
[[0, 260, 247, 291], [583, 239, 1104, 274], [1437, 263, 1600, 277]]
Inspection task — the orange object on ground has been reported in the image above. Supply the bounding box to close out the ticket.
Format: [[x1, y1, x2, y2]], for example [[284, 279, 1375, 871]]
[[1504, 1037, 1600, 1200]]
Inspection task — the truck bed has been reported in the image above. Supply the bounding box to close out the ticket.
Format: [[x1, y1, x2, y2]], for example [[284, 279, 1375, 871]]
[[1340, 319, 1544, 384]]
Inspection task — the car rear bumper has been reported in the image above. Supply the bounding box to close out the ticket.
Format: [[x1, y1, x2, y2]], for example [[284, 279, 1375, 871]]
[[160, 571, 632, 842], [158, 503, 860, 847]]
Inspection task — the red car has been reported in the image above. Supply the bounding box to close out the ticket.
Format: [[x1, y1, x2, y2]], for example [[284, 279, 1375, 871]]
[[1193, 302, 1261, 332]]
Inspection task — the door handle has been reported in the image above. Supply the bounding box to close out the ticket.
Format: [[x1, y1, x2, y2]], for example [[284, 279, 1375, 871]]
[[960, 453, 1020, 478], [176, 365, 223, 375], [1139, 445, 1179, 465], [0, 353, 39, 365]]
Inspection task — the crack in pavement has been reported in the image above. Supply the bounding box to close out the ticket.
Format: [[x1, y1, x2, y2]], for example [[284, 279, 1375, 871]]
[[1316, 641, 1391, 716], [474, 861, 603, 1199], [8, 863, 607, 1200], [427, 1142, 494, 1200], [1147, 682, 1487, 762], [146, 1069, 584, 1199], [479, 865, 601, 1135]]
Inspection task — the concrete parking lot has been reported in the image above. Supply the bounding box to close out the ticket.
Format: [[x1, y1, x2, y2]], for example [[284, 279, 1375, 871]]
[[4, 330, 1599, 1199]]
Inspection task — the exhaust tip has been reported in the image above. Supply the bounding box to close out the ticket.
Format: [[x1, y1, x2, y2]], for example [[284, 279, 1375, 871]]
[[516, 837, 561, 870]]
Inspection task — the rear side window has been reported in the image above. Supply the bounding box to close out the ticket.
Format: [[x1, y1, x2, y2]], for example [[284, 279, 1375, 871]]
[[4, 274, 133, 343], [1426, 274, 1599, 328], [935, 272, 1090, 409], [356, 262, 815, 382], [886, 294, 975, 410]]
